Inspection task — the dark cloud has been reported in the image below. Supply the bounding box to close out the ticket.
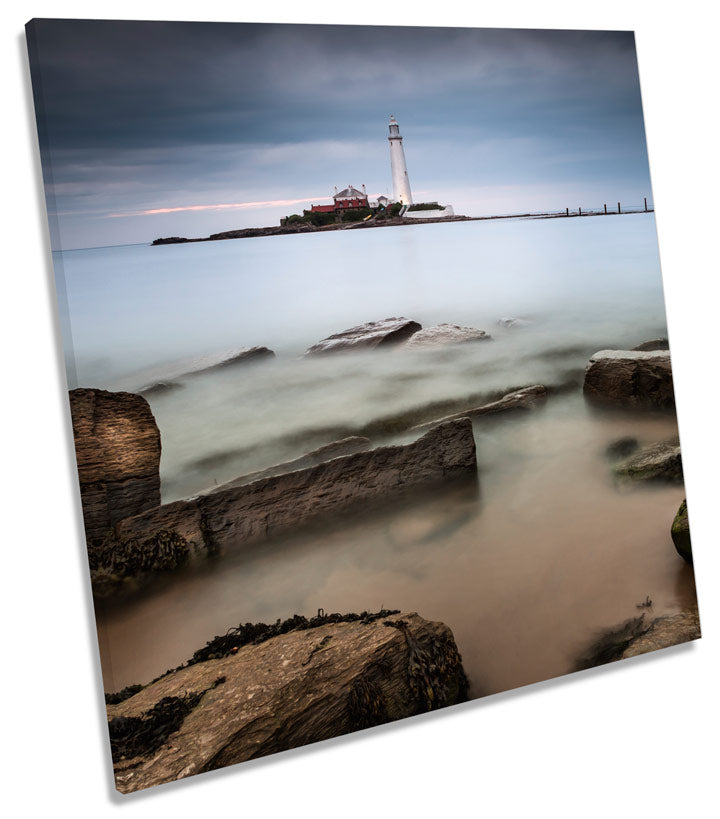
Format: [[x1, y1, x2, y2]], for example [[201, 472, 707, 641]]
[[26, 20, 649, 247]]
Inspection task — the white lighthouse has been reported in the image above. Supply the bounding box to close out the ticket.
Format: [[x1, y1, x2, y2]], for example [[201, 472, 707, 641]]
[[388, 115, 413, 205]]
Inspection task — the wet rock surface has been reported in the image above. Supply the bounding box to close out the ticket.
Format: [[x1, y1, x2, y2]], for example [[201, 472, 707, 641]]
[[632, 338, 669, 352], [583, 349, 674, 408], [305, 317, 421, 355], [112, 418, 477, 575], [671, 499, 692, 563], [605, 436, 640, 461], [185, 345, 275, 374], [69, 389, 161, 544], [404, 323, 491, 347], [612, 439, 683, 484], [575, 605, 700, 670], [206, 436, 371, 491], [621, 607, 700, 658], [412, 385, 547, 431], [108, 611, 468, 793]]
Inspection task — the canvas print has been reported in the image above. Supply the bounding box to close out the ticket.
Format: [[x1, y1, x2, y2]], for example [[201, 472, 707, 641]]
[[26, 19, 700, 793]]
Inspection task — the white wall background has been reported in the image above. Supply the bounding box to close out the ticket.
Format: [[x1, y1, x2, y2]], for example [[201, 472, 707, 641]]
[[3, 2, 717, 817]]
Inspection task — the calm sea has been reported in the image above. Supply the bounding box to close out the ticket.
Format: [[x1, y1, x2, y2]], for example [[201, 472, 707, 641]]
[[54, 214, 696, 696]]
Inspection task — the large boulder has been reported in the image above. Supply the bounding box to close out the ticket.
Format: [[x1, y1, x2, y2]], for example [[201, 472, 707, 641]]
[[404, 323, 491, 347], [583, 349, 674, 408], [305, 317, 421, 355], [612, 439, 683, 484], [108, 611, 468, 793], [113, 418, 477, 570], [69, 389, 161, 544], [671, 499, 693, 563], [412, 385, 547, 431]]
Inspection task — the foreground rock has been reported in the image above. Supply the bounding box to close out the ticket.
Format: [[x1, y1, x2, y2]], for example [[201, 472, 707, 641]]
[[207, 436, 371, 490], [621, 607, 700, 658], [671, 499, 692, 563], [612, 439, 683, 484], [111, 419, 477, 580], [412, 385, 547, 431], [583, 349, 674, 408], [305, 317, 421, 355], [404, 323, 491, 347], [69, 389, 161, 544], [108, 611, 468, 792], [575, 605, 700, 670]]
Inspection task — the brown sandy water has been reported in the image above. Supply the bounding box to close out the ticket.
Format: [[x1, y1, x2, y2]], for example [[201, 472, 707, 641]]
[[96, 392, 696, 697]]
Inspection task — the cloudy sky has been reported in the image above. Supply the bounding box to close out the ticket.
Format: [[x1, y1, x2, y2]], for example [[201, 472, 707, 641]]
[[27, 20, 652, 249]]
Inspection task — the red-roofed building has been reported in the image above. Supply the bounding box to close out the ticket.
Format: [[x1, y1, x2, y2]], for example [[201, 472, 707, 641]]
[[311, 184, 370, 213]]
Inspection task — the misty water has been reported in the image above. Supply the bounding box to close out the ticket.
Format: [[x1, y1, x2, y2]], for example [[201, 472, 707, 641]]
[[56, 214, 697, 695]]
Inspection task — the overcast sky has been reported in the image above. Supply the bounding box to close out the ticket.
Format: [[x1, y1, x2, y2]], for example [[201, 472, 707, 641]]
[[27, 20, 652, 249]]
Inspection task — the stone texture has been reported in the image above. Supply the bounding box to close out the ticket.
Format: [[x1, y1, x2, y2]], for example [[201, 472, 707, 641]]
[[404, 323, 491, 347], [206, 436, 371, 491], [305, 317, 421, 355], [115, 418, 477, 558], [613, 439, 683, 484], [583, 349, 675, 408], [108, 612, 468, 793], [69, 389, 161, 543], [412, 385, 547, 431], [621, 607, 700, 659], [671, 499, 692, 563]]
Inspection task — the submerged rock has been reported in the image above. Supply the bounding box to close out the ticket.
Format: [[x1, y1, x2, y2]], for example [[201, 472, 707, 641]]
[[412, 385, 547, 431], [632, 338, 669, 352], [305, 317, 421, 355], [187, 345, 275, 373], [112, 418, 477, 578], [404, 323, 491, 347], [605, 436, 640, 461], [671, 499, 692, 563], [108, 611, 468, 793], [138, 381, 183, 397], [583, 349, 674, 408], [69, 389, 161, 544], [612, 439, 683, 484], [496, 317, 530, 328]]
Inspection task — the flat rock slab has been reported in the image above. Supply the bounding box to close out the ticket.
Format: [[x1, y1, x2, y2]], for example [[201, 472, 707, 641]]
[[305, 317, 421, 355], [114, 418, 477, 565], [69, 389, 161, 543], [613, 439, 683, 484], [108, 612, 468, 792], [205, 436, 371, 491], [583, 349, 674, 408], [412, 385, 547, 431], [404, 323, 491, 347]]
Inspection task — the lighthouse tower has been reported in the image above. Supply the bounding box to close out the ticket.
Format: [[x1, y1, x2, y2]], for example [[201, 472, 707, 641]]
[[388, 115, 413, 205]]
